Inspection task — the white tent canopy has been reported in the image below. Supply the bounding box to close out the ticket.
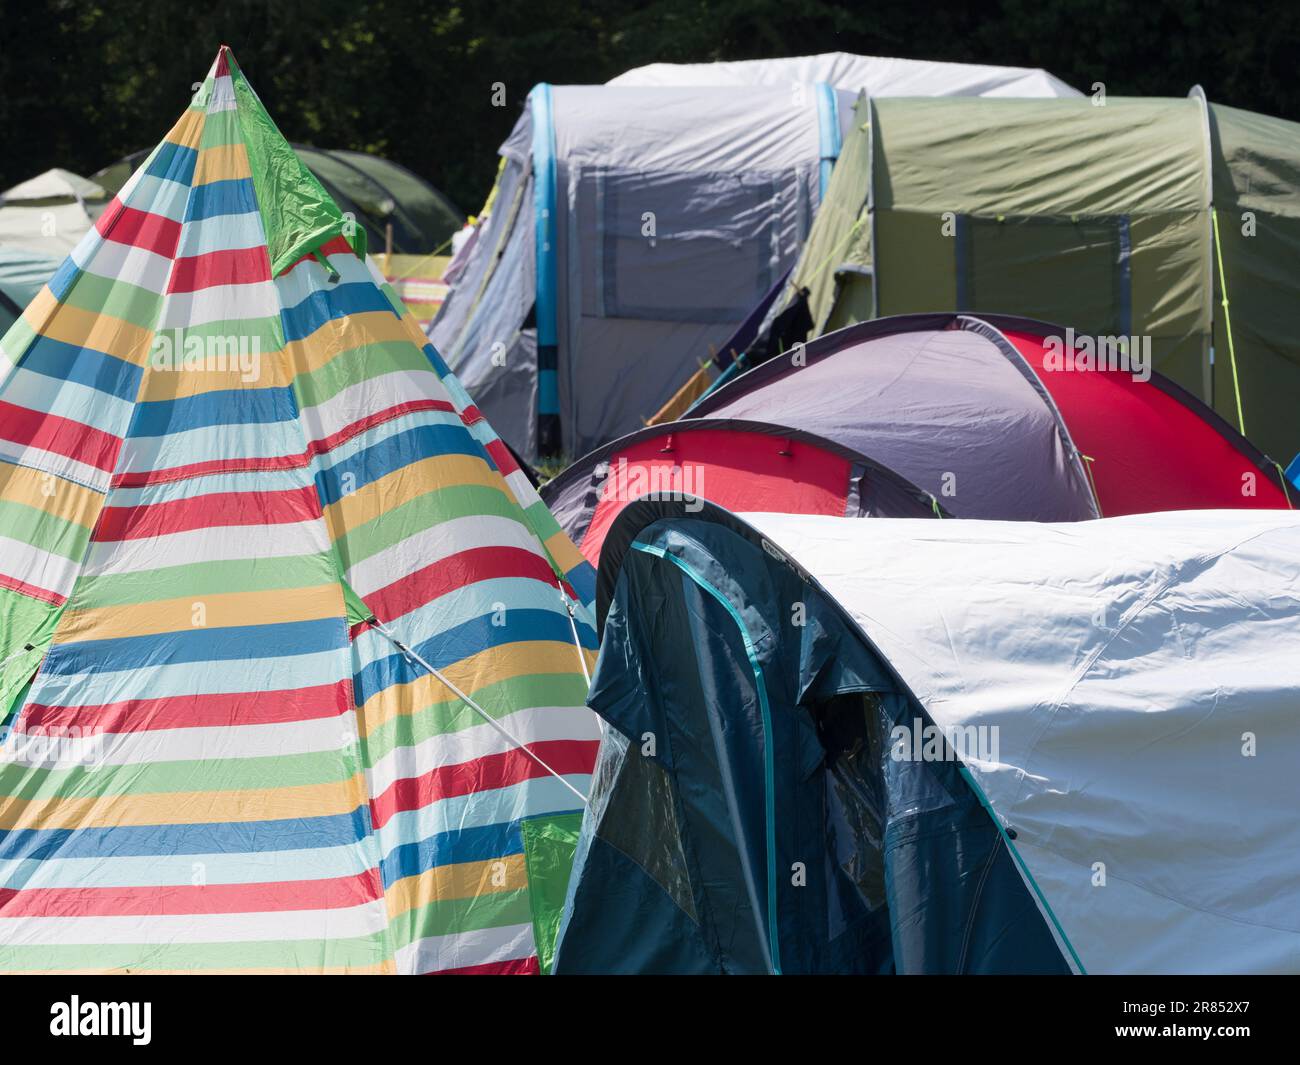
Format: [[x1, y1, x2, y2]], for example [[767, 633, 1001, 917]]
[[742, 508, 1300, 974], [610, 51, 1080, 98], [0, 168, 107, 259], [2, 168, 107, 204]]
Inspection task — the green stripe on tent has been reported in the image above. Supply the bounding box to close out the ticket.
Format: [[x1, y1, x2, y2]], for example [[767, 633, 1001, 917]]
[[362, 673, 592, 763], [0, 500, 94, 561], [69, 554, 340, 607], [387, 884, 534, 951], [0, 933, 390, 972]]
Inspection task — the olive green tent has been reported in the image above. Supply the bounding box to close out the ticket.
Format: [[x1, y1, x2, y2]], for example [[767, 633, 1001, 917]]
[[763, 91, 1300, 467]]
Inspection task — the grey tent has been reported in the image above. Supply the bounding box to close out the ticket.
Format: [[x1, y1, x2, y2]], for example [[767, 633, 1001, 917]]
[[431, 60, 1078, 462], [429, 83, 855, 461]]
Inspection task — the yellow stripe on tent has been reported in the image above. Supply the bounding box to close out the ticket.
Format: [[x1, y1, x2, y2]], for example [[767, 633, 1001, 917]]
[[133, 344, 292, 401], [37, 303, 156, 368], [159, 108, 206, 153], [543, 530, 587, 581], [356, 639, 587, 739], [56, 584, 345, 643], [0, 463, 102, 527], [193, 141, 253, 186], [384, 853, 528, 921], [0, 774, 367, 832], [284, 310, 426, 376], [324, 453, 507, 537]]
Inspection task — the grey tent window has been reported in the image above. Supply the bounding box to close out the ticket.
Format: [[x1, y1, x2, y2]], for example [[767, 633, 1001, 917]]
[[956, 214, 1133, 335], [811, 691, 890, 934], [590, 168, 781, 323], [589, 728, 699, 922]]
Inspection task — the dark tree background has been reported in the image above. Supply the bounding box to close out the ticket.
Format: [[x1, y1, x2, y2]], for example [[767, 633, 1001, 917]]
[[2, 0, 1297, 212]]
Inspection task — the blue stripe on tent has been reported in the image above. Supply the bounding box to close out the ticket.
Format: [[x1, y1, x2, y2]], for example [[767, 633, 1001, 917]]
[[145, 141, 198, 187], [353, 608, 593, 706], [184, 177, 258, 221], [815, 82, 841, 200], [129, 385, 297, 437], [17, 335, 143, 400], [564, 560, 596, 609], [530, 83, 559, 423], [42, 618, 347, 676], [422, 343, 453, 378], [0, 809, 368, 863], [380, 819, 522, 887], [313, 423, 483, 505], [46, 257, 81, 303], [280, 281, 396, 343], [1287, 453, 1300, 489]]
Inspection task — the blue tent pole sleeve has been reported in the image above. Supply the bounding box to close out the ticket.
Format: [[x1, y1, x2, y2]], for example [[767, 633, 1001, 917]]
[[530, 83, 561, 452], [815, 83, 841, 200], [632, 541, 782, 975]]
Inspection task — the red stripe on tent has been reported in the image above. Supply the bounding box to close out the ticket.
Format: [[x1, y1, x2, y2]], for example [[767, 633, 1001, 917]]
[[430, 956, 540, 976], [580, 427, 851, 566], [485, 439, 519, 476], [94, 484, 322, 541], [108, 401, 461, 490], [369, 740, 599, 830], [0, 873, 381, 918], [21, 681, 352, 734], [111, 453, 309, 488], [283, 236, 355, 274], [96, 204, 182, 259], [366, 546, 558, 623], [305, 400, 457, 460], [166, 246, 272, 293], [1003, 329, 1291, 515], [0, 401, 121, 472], [0, 572, 65, 607], [459, 404, 485, 426]]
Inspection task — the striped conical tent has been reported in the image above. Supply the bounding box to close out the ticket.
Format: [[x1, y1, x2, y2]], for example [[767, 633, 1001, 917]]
[[0, 47, 600, 974]]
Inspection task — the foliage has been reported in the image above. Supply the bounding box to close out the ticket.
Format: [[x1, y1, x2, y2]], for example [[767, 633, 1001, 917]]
[[2, 0, 1298, 212]]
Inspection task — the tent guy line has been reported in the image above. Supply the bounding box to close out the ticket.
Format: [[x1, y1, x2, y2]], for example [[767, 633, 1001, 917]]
[[370, 618, 589, 805]]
